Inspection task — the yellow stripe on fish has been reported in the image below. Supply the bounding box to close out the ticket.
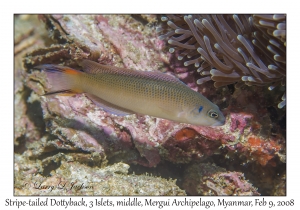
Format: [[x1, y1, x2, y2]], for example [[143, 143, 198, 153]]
[[35, 60, 225, 126]]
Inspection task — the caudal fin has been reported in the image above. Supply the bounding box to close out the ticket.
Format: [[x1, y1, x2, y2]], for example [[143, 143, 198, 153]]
[[34, 64, 82, 95]]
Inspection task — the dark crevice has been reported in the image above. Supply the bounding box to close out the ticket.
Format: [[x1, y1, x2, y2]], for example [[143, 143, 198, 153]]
[[14, 135, 27, 154], [26, 101, 46, 135], [22, 86, 46, 136], [41, 15, 68, 44], [227, 84, 235, 95], [35, 149, 104, 175], [131, 15, 149, 26], [279, 114, 286, 132], [49, 16, 70, 36], [41, 160, 61, 177], [267, 106, 278, 122], [31, 148, 91, 161]]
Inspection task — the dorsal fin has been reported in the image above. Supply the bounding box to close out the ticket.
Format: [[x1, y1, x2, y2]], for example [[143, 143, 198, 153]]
[[80, 60, 184, 85], [80, 60, 130, 74]]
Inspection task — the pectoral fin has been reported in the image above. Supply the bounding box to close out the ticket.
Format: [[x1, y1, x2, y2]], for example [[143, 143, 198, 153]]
[[42, 89, 78, 96], [85, 93, 134, 116]]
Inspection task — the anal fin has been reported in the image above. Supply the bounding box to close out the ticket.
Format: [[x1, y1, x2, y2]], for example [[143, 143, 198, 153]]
[[85, 93, 134, 116]]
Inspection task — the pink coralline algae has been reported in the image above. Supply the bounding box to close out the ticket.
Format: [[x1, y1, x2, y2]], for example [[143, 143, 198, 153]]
[[15, 15, 286, 195], [230, 112, 253, 134]]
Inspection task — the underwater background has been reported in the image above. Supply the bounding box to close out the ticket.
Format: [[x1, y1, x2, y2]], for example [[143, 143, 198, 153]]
[[14, 14, 286, 196]]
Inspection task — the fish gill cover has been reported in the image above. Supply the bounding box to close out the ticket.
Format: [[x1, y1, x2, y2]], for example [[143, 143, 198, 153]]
[[14, 14, 285, 196]]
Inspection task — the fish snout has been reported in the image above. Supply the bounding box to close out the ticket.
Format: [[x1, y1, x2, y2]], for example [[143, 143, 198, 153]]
[[211, 120, 225, 126], [211, 114, 226, 126]]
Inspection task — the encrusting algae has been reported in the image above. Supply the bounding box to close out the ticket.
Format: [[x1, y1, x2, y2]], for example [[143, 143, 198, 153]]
[[35, 60, 225, 126]]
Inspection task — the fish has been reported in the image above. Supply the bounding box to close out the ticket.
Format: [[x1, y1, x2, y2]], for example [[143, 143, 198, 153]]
[[35, 60, 225, 126]]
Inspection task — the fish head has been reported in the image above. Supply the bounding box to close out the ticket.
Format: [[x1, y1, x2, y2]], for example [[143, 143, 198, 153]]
[[184, 103, 225, 126]]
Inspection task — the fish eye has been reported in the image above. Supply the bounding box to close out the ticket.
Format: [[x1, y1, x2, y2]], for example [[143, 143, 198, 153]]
[[208, 110, 218, 119]]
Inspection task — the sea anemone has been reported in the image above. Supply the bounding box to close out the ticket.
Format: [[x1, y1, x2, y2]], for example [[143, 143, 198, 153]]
[[157, 14, 286, 108]]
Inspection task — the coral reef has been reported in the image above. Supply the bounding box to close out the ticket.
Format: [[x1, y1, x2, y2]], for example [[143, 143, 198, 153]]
[[183, 163, 259, 195], [272, 173, 286, 196], [157, 15, 286, 108], [15, 153, 185, 195], [14, 15, 50, 155], [14, 14, 286, 196]]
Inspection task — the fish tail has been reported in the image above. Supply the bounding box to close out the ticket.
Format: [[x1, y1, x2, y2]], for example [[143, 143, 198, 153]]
[[34, 64, 83, 95]]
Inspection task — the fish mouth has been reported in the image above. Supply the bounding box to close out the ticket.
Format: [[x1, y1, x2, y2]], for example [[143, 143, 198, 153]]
[[211, 119, 226, 126]]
